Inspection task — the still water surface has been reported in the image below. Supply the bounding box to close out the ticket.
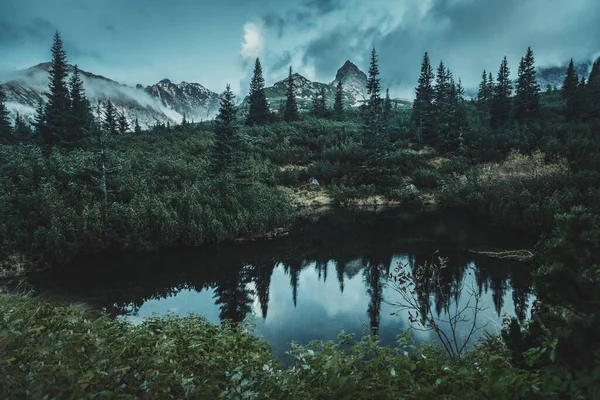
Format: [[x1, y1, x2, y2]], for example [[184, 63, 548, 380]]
[[26, 210, 536, 358]]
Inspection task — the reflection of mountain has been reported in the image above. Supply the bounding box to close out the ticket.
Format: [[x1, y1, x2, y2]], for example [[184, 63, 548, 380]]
[[24, 209, 535, 343]]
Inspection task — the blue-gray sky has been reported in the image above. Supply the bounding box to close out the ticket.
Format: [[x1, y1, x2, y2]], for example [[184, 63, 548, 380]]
[[1, 0, 599, 98]]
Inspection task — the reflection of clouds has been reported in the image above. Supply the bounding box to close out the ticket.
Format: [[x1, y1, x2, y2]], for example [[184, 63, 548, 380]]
[[126, 288, 220, 324], [121, 257, 534, 356]]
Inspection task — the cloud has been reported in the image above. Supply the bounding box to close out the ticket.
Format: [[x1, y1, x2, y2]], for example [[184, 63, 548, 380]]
[[240, 21, 265, 61]]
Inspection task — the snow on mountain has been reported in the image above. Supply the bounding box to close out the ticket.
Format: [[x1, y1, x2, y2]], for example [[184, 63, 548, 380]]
[[241, 60, 369, 113], [144, 79, 220, 122], [330, 60, 368, 103], [0, 63, 220, 129]]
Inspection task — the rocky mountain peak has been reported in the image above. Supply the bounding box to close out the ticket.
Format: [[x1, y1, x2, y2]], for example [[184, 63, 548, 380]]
[[331, 60, 368, 101]]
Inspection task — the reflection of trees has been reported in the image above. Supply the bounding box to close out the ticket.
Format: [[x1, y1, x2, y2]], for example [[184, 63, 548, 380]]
[[27, 209, 536, 332], [365, 262, 384, 335], [252, 263, 276, 319], [213, 264, 254, 324]]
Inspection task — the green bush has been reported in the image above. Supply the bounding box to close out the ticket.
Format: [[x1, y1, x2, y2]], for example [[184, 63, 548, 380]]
[[0, 293, 541, 400]]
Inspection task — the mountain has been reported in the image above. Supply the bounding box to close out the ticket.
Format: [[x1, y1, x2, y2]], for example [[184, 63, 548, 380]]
[[0, 63, 220, 129], [537, 60, 593, 90], [242, 60, 378, 113], [330, 60, 368, 102], [144, 79, 221, 122]]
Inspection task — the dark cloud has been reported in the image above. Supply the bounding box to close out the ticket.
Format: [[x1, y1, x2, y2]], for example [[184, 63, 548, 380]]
[[262, 14, 285, 39], [0, 17, 56, 45], [303, 0, 342, 14], [269, 51, 293, 75]]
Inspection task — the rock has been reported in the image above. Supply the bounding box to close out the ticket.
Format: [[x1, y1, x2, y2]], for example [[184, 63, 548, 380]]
[[405, 184, 420, 196], [309, 177, 320, 186]]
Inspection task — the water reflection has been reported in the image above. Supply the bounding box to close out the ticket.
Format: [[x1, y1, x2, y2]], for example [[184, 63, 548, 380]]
[[24, 209, 536, 357]]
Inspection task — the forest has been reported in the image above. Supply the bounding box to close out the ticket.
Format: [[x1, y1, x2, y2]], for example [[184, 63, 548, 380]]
[[0, 31, 599, 398]]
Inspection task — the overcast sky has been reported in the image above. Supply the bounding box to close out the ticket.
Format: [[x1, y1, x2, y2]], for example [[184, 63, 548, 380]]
[[1, 0, 599, 98]]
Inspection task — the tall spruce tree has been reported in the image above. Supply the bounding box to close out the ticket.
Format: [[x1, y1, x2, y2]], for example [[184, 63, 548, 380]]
[[514, 47, 540, 120], [102, 101, 118, 135], [246, 58, 269, 126], [364, 47, 383, 144], [117, 112, 129, 135], [562, 59, 579, 98], [41, 31, 71, 144], [284, 66, 300, 122], [0, 84, 12, 143], [477, 69, 493, 112], [562, 58, 580, 120], [134, 118, 142, 134], [490, 56, 512, 128], [13, 112, 32, 141], [213, 84, 241, 176], [68, 65, 93, 141], [412, 52, 435, 142], [334, 80, 344, 120], [383, 88, 392, 121]]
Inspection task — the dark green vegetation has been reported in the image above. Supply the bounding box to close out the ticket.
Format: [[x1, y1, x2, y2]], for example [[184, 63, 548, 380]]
[[1, 31, 600, 398]]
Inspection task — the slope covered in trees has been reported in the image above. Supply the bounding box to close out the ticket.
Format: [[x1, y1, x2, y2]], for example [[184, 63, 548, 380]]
[[1, 31, 600, 398]]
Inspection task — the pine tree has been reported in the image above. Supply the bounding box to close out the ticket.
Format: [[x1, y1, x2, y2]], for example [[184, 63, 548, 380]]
[[412, 52, 435, 142], [0, 84, 12, 143], [585, 57, 600, 119], [246, 58, 269, 126], [562, 58, 580, 120], [490, 56, 512, 128], [117, 112, 129, 135], [284, 66, 300, 122], [102, 100, 117, 135], [13, 112, 32, 141], [364, 48, 383, 144], [318, 87, 327, 118], [33, 102, 46, 136], [477, 69, 493, 112], [134, 118, 142, 134], [278, 99, 285, 119], [41, 31, 71, 144], [213, 84, 241, 175], [68, 65, 93, 142], [514, 47, 540, 120], [333, 80, 344, 120], [311, 90, 321, 117], [383, 88, 392, 121], [562, 58, 579, 99]]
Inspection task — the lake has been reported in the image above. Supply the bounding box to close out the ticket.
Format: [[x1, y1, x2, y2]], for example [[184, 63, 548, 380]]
[[22, 209, 536, 359]]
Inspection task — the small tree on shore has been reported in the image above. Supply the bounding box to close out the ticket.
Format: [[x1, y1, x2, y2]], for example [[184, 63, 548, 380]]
[[388, 253, 490, 362]]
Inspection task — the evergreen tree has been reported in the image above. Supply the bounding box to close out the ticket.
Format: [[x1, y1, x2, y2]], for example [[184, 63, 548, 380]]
[[102, 100, 118, 135], [246, 58, 269, 126], [583, 57, 600, 119], [0, 84, 12, 143], [477, 69, 493, 112], [383, 88, 392, 121], [213, 84, 241, 175], [333, 80, 344, 120], [134, 118, 142, 134], [364, 48, 383, 145], [68, 65, 93, 141], [284, 66, 300, 122], [13, 112, 32, 141], [490, 56, 512, 128], [33, 102, 46, 136], [562, 58, 579, 99], [514, 47, 540, 120], [277, 99, 285, 119], [411, 52, 435, 142], [311, 87, 327, 118], [562, 58, 580, 120], [117, 112, 129, 135], [41, 31, 71, 144]]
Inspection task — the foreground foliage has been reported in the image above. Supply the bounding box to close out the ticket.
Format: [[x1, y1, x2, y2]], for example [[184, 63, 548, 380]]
[[0, 293, 542, 399]]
